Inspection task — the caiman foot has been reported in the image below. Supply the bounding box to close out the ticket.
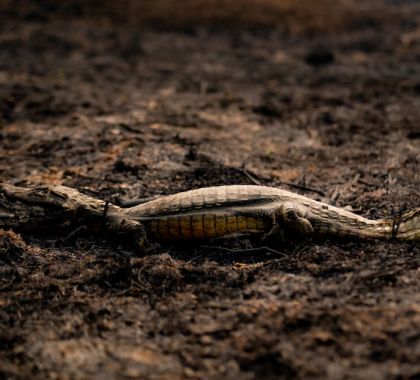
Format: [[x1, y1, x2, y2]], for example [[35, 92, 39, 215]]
[[106, 214, 149, 251], [263, 202, 314, 245], [280, 202, 314, 241]]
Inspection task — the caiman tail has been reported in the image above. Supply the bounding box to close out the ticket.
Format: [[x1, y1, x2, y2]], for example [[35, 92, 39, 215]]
[[359, 208, 420, 241], [392, 208, 420, 241], [308, 205, 420, 241]]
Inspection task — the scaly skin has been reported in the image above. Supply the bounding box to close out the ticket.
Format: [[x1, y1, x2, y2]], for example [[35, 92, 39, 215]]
[[124, 185, 420, 241], [2, 183, 418, 245]]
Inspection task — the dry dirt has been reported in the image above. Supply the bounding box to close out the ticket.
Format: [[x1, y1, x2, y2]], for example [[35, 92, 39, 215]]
[[0, 1, 420, 379]]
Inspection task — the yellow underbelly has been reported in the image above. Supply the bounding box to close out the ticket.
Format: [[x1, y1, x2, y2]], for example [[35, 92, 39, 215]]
[[143, 213, 267, 240]]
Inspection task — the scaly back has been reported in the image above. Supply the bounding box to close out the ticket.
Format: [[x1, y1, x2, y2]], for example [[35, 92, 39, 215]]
[[125, 185, 286, 216]]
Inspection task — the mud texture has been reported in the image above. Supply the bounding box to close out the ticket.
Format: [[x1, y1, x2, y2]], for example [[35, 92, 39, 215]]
[[0, 1, 420, 379]]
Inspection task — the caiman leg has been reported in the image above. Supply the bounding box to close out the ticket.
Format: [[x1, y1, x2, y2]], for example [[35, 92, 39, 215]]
[[263, 202, 314, 244], [280, 202, 314, 239]]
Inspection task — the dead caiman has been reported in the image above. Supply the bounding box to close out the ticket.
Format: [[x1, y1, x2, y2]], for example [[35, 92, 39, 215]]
[[125, 185, 420, 242], [1, 184, 419, 246]]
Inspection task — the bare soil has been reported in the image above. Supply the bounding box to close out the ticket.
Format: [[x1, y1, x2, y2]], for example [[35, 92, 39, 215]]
[[0, 1, 420, 379]]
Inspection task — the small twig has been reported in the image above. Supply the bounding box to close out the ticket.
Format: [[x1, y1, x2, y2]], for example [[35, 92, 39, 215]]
[[0, 212, 14, 220], [236, 167, 262, 186], [351, 173, 361, 185], [391, 204, 407, 240], [59, 225, 88, 244], [188, 249, 208, 263], [330, 173, 360, 204], [102, 199, 110, 227], [293, 245, 310, 256], [357, 178, 377, 187], [199, 245, 288, 258], [330, 186, 341, 203], [392, 216, 401, 240], [103, 199, 110, 216], [277, 181, 325, 196]]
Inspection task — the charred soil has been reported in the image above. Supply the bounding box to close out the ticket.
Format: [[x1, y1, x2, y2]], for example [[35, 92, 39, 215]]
[[0, 1, 420, 379]]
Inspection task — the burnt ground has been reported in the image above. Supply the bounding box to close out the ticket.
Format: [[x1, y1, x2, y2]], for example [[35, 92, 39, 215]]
[[0, 1, 420, 379]]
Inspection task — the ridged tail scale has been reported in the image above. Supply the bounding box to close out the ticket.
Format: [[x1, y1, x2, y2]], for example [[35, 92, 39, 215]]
[[393, 208, 420, 241]]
